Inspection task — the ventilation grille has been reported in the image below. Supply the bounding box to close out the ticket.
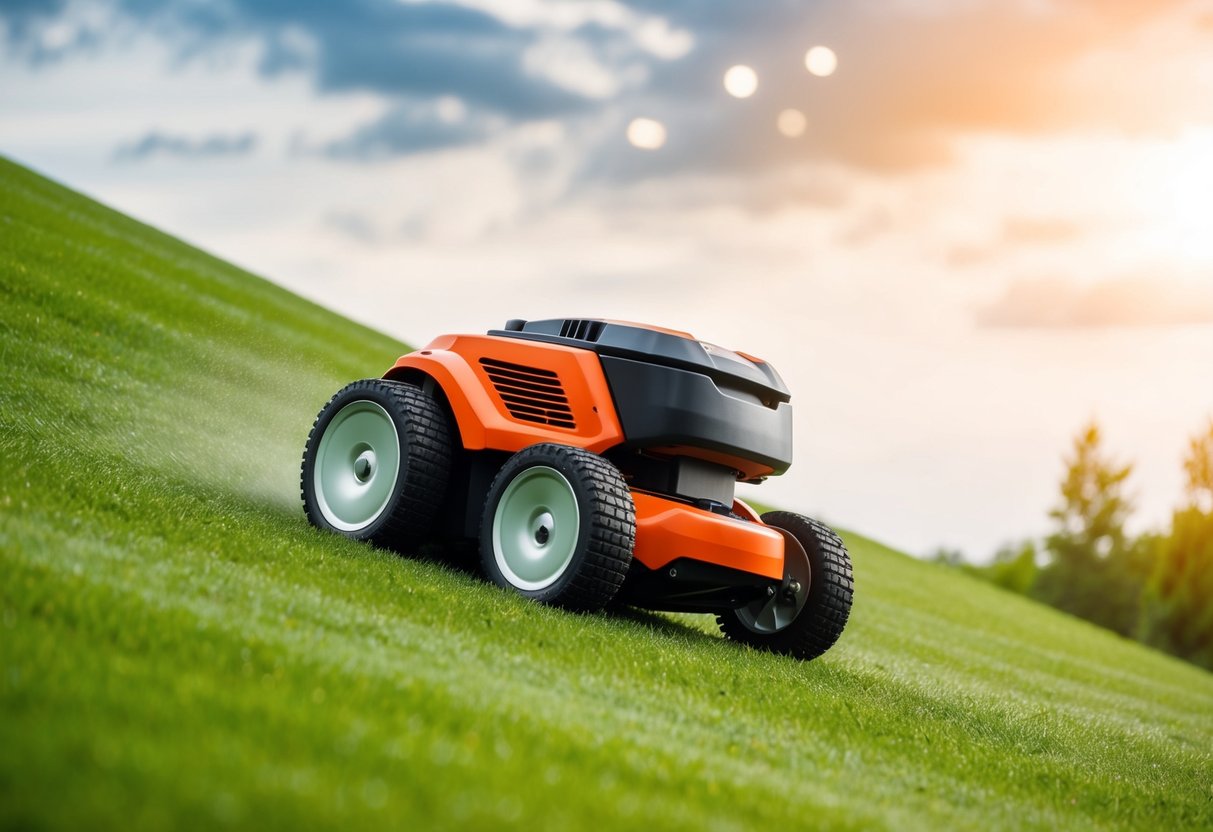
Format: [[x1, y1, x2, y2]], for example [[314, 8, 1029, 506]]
[[479, 358, 576, 429], [559, 319, 605, 342]]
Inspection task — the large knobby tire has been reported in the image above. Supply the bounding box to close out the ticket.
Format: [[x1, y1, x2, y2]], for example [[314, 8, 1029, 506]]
[[480, 444, 635, 610], [717, 511, 853, 660], [301, 379, 452, 551]]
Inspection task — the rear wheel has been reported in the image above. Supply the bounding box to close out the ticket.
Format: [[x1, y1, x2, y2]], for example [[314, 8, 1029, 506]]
[[480, 444, 635, 610], [717, 511, 853, 660], [301, 379, 452, 550]]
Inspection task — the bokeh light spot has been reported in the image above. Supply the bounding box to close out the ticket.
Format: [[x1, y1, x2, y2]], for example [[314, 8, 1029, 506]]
[[805, 46, 837, 77], [626, 118, 667, 150], [777, 109, 807, 138], [723, 65, 758, 98]]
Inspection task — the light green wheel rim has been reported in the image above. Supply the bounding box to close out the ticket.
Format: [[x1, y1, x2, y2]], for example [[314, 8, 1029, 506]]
[[492, 465, 581, 591], [314, 400, 401, 532]]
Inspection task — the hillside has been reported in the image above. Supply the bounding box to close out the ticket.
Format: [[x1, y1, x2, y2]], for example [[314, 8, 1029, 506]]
[[1, 156, 1210, 831]]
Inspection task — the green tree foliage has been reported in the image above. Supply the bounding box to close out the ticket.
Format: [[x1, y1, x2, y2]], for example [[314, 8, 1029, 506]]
[[1182, 419, 1213, 513], [1032, 423, 1145, 636], [939, 419, 1213, 670], [1139, 421, 1213, 669], [984, 540, 1039, 596], [933, 543, 1038, 594], [929, 548, 966, 567]]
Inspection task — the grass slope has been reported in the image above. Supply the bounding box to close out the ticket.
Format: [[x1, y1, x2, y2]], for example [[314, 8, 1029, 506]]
[[1, 156, 1211, 831]]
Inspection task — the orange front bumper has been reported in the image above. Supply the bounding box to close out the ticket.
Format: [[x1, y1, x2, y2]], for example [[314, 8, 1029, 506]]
[[630, 492, 785, 581]]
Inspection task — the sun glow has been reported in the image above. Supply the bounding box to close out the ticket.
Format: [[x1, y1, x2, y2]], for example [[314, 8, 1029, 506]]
[[777, 109, 807, 138], [1122, 129, 1213, 265], [723, 65, 758, 98], [805, 45, 837, 77], [1162, 131, 1213, 263], [626, 117, 667, 150]]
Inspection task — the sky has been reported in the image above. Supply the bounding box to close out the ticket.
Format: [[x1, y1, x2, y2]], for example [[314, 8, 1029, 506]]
[[3, 0, 1213, 559]]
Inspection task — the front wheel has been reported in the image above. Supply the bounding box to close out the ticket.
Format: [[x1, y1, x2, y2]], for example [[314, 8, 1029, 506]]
[[479, 444, 635, 610], [717, 511, 853, 660]]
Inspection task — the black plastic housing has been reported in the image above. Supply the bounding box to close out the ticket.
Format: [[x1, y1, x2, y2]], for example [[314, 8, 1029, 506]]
[[599, 356, 793, 476], [488, 319, 795, 479], [618, 557, 778, 613], [487, 318, 791, 406]]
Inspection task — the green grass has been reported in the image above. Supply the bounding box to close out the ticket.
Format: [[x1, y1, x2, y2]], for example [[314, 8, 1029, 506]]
[[1, 155, 1210, 831]]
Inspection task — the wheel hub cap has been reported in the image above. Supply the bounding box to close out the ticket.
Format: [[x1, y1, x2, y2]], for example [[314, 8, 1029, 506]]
[[532, 512, 554, 545], [353, 449, 376, 483], [493, 466, 580, 591]]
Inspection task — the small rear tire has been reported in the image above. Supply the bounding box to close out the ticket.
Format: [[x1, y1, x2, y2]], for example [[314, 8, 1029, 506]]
[[301, 379, 453, 551], [717, 511, 853, 660], [480, 444, 635, 610]]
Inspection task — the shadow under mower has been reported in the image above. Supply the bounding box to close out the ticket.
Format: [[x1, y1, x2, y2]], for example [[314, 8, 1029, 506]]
[[301, 318, 853, 661]]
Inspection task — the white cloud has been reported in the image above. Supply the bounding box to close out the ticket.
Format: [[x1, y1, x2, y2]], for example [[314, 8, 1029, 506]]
[[979, 275, 1213, 328], [523, 35, 625, 99], [441, 0, 692, 54], [632, 18, 693, 60]]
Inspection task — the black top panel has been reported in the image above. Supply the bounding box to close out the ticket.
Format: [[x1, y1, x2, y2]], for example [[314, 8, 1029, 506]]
[[599, 356, 793, 476], [487, 318, 791, 404]]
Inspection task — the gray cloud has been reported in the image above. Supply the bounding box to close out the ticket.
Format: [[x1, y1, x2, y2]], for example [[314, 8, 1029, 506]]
[[978, 275, 1213, 328], [8, 0, 611, 157], [320, 101, 490, 161], [113, 131, 257, 162], [6, 0, 1206, 178], [0, 0, 67, 45], [323, 211, 379, 245]]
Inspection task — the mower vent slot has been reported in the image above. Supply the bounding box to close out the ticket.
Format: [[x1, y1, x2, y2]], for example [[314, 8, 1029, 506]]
[[479, 358, 577, 429], [558, 319, 605, 342]]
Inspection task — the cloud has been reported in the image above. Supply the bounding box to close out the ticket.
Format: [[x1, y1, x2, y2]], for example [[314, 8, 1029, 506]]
[[837, 206, 895, 247], [1, 0, 66, 41], [113, 131, 257, 162], [949, 217, 1087, 266], [978, 275, 1213, 328], [0, 0, 102, 64], [2, 0, 676, 154], [1000, 218, 1084, 247], [6, 0, 1209, 177], [323, 210, 380, 245], [587, 0, 1202, 181], [320, 99, 491, 160]]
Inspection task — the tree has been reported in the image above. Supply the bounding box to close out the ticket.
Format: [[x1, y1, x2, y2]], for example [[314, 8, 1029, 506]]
[[1139, 420, 1213, 669], [1033, 422, 1144, 636], [1182, 419, 1213, 513], [929, 547, 966, 567], [984, 540, 1039, 596]]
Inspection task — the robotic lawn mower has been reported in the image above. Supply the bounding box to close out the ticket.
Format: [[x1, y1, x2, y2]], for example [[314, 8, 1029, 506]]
[[301, 318, 853, 660]]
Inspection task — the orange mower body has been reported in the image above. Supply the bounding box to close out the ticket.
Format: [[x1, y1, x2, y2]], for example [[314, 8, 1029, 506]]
[[302, 318, 853, 660]]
